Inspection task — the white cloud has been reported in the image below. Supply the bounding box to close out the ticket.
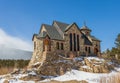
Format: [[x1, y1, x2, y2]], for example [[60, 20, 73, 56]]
[[0, 28, 33, 51]]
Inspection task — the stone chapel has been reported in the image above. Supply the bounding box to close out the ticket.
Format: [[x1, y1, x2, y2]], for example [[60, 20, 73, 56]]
[[29, 21, 101, 66]]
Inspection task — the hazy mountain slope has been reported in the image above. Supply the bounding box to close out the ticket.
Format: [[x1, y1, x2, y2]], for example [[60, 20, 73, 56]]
[[0, 46, 32, 60]]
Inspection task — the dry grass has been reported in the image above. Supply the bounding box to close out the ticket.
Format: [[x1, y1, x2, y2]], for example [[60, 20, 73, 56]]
[[100, 72, 120, 83], [40, 80, 88, 83], [0, 67, 14, 75]]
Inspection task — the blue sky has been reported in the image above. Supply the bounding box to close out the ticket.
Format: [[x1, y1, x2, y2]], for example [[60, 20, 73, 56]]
[[0, 0, 120, 51]]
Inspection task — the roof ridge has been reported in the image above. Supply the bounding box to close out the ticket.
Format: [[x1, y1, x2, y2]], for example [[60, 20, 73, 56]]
[[42, 23, 52, 27], [43, 23, 63, 40], [53, 20, 69, 25]]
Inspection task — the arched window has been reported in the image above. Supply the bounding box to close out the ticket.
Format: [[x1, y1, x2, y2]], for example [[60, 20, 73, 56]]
[[43, 38, 51, 51], [88, 47, 91, 53], [85, 47, 87, 52], [61, 43, 64, 50], [69, 33, 72, 51], [44, 39, 49, 45], [77, 35, 80, 51], [56, 42, 59, 50], [74, 33, 76, 51]]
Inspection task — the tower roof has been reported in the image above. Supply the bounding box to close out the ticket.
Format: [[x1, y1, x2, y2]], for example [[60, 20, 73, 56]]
[[81, 25, 91, 31], [81, 22, 91, 31]]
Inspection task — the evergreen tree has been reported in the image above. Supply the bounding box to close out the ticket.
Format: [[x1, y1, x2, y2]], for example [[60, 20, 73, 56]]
[[115, 33, 120, 49]]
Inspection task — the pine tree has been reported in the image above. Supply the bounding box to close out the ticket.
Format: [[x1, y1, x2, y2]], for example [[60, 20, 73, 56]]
[[115, 33, 120, 49]]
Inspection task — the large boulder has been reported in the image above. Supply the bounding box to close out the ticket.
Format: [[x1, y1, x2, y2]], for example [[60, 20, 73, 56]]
[[79, 57, 113, 73]]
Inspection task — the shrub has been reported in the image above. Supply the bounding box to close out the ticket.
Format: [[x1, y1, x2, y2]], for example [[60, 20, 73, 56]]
[[100, 73, 120, 83]]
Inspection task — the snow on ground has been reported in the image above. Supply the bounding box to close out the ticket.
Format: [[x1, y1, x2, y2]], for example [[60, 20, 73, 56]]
[[42, 69, 120, 83], [0, 73, 35, 83], [86, 57, 105, 62], [81, 65, 91, 69], [0, 56, 120, 83], [0, 68, 120, 83]]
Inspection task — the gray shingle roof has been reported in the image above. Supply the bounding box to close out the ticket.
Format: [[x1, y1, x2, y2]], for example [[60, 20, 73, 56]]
[[89, 35, 101, 41], [53, 21, 69, 32], [42, 24, 63, 40], [37, 31, 47, 38], [37, 21, 100, 43], [81, 34, 92, 45], [65, 23, 74, 31]]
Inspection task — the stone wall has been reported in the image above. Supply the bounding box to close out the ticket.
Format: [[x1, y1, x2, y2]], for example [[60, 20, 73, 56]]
[[64, 24, 82, 56], [28, 36, 44, 67]]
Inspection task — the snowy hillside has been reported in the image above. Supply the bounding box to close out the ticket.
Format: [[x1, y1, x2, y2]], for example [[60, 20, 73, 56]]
[[0, 68, 120, 83], [0, 57, 120, 83], [43, 69, 120, 83]]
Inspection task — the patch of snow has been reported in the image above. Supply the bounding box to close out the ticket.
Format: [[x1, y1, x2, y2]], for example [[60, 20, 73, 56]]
[[33, 62, 40, 66], [82, 61, 85, 65], [28, 71, 36, 76], [9, 80, 35, 83], [73, 57, 83, 61], [107, 62, 113, 65], [0, 79, 6, 83], [55, 60, 67, 63], [54, 60, 72, 64], [86, 57, 104, 62], [81, 66, 91, 69], [0, 74, 35, 83], [114, 67, 120, 71], [48, 69, 120, 83], [41, 75, 57, 79], [12, 74, 28, 79], [53, 70, 101, 81]]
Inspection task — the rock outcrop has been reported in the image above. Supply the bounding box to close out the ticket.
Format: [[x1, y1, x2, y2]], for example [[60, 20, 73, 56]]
[[29, 53, 114, 76], [79, 57, 114, 73]]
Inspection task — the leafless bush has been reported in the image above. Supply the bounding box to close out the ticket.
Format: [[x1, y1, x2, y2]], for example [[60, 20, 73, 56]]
[[100, 72, 120, 83]]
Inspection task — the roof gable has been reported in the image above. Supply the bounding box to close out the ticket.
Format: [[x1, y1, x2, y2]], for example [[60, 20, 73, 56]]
[[39, 24, 63, 40], [65, 23, 80, 32], [53, 21, 69, 32]]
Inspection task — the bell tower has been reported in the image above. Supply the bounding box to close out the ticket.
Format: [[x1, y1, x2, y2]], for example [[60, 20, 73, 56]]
[[81, 22, 91, 36]]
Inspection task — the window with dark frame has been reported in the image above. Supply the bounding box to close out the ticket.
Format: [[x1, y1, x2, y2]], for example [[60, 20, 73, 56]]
[[61, 43, 64, 50], [69, 33, 72, 51], [88, 47, 91, 53], [56, 42, 59, 50], [77, 35, 80, 51], [74, 33, 76, 51], [85, 47, 87, 52]]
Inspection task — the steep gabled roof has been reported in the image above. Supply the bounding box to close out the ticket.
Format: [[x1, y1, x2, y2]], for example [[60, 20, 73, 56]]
[[37, 21, 100, 43], [89, 35, 101, 42], [53, 21, 69, 32], [38, 31, 47, 38], [42, 24, 63, 40], [81, 33, 92, 45], [65, 22, 80, 32]]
